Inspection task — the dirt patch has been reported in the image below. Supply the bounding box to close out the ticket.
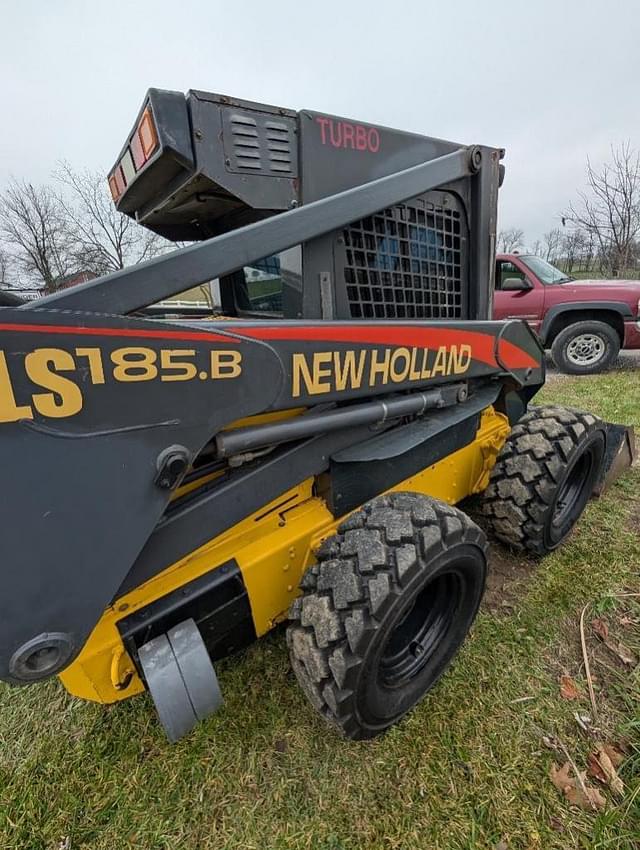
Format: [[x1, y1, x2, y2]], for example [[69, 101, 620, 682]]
[[482, 542, 538, 614]]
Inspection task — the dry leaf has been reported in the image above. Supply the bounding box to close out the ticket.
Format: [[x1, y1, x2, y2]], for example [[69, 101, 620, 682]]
[[494, 841, 508, 850], [591, 617, 609, 640], [550, 761, 606, 811], [603, 743, 625, 767], [560, 675, 581, 700], [587, 752, 608, 783], [565, 782, 606, 811], [550, 761, 574, 791], [591, 744, 624, 797], [589, 747, 624, 794]]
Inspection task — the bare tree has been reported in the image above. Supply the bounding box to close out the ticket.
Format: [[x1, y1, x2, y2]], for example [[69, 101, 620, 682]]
[[530, 239, 543, 258], [55, 162, 167, 275], [560, 229, 585, 273], [497, 227, 525, 253], [0, 246, 7, 287], [0, 180, 74, 290], [543, 228, 562, 263], [563, 142, 640, 276]]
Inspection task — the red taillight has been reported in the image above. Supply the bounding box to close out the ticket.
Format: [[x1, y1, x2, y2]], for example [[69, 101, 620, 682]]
[[137, 107, 158, 160], [108, 104, 160, 203], [130, 107, 158, 170], [130, 128, 146, 170], [108, 166, 126, 202], [108, 173, 120, 201]]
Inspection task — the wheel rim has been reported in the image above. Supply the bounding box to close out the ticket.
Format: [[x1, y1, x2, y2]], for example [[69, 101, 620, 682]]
[[551, 451, 593, 529], [378, 572, 461, 687], [566, 333, 605, 367]]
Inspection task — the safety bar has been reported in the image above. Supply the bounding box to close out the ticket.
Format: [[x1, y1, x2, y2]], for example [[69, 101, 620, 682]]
[[23, 147, 477, 316]]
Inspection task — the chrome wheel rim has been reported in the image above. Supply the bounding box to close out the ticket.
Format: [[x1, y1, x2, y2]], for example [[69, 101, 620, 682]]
[[566, 333, 605, 366]]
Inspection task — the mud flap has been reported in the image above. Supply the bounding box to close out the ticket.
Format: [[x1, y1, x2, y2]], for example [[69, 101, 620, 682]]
[[594, 423, 636, 496], [138, 618, 223, 742]]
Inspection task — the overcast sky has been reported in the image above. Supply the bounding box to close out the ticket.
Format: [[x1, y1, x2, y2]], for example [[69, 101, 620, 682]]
[[1, 0, 639, 245]]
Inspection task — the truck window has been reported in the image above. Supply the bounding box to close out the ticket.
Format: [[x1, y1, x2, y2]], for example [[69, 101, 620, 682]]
[[519, 256, 572, 284], [495, 260, 525, 290]]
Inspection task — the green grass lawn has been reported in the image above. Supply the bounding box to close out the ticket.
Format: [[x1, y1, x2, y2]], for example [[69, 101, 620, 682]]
[[1, 372, 639, 850]]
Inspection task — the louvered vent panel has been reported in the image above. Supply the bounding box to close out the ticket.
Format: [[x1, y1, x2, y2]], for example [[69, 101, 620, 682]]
[[222, 108, 298, 177]]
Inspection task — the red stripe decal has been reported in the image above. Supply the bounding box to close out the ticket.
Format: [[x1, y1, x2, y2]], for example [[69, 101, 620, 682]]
[[0, 322, 233, 344], [235, 325, 538, 370], [0, 322, 538, 370]]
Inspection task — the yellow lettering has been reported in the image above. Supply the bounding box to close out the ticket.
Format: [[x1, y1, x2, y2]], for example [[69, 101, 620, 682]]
[[292, 352, 332, 396], [409, 347, 421, 381], [292, 353, 313, 397], [431, 346, 448, 377], [333, 350, 366, 391], [25, 348, 83, 418], [369, 348, 391, 386], [75, 347, 105, 384], [111, 347, 158, 382], [454, 344, 472, 374], [313, 352, 333, 392], [0, 351, 33, 422], [420, 348, 431, 378], [160, 350, 197, 381], [389, 347, 411, 383], [211, 350, 242, 379]]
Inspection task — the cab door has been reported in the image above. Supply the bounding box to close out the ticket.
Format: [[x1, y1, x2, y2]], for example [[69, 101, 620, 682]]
[[493, 258, 544, 332]]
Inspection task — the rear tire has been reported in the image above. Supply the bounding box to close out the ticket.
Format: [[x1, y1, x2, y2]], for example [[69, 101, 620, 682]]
[[551, 320, 619, 374], [480, 406, 605, 555], [287, 493, 487, 740]]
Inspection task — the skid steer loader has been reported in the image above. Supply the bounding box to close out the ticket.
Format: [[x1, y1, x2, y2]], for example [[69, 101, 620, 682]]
[[0, 89, 634, 742]]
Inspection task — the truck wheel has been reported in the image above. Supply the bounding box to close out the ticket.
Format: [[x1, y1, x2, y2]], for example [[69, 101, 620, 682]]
[[287, 493, 487, 739], [551, 321, 619, 374], [480, 406, 605, 555]]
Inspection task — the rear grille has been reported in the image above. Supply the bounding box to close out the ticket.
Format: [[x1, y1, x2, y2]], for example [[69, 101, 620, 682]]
[[343, 198, 463, 319]]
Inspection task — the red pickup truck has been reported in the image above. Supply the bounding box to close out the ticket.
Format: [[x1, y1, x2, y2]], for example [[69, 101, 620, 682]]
[[494, 253, 640, 374]]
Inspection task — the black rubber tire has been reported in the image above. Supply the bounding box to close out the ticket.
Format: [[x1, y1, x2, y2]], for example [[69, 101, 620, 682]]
[[551, 320, 620, 375], [480, 406, 605, 555], [286, 493, 488, 740]]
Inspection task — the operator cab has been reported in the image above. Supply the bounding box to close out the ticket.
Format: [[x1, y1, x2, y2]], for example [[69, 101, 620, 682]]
[[109, 88, 502, 322]]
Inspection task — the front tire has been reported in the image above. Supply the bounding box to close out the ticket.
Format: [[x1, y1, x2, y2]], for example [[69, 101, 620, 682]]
[[287, 493, 487, 740], [480, 406, 605, 555], [551, 320, 619, 374]]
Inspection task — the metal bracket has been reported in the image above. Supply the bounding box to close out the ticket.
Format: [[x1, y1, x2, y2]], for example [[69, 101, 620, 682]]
[[319, 271, 334, 319]]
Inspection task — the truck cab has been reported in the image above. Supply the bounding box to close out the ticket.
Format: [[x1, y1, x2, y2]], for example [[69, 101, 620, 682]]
[[494, 252, 640, 373]]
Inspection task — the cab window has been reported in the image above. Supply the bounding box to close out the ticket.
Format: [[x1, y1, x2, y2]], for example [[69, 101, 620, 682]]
[[231, 255, 283, 317], [495, 260, 525, 290], [237, 256, 283, 315]]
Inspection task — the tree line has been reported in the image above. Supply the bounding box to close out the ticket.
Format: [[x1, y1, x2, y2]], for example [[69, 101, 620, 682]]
[[0, 163, 167, 297], [500, 142, 640, 277]]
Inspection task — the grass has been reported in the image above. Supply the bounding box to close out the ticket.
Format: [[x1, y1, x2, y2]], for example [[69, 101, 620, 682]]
[[1, 371, 639, 850]]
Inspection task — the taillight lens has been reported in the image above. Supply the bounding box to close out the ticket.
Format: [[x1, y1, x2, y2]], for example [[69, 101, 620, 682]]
[[108, 104, 159, 202], [137, 108, 158, 159], [108, 166, 126, 202]]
